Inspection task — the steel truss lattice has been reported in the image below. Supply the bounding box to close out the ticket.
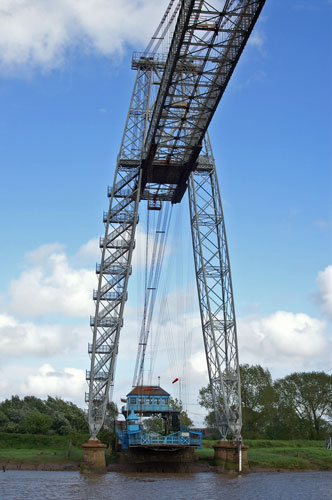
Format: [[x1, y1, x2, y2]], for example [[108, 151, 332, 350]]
[[86, 0, 265, 440], [188, 136, 241, 439], [86, 64, 153, 438]]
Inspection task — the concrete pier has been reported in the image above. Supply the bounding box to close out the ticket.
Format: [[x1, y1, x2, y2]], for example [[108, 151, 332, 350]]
[[213, 441, 249, 472], [81, 439, 107, 473], [118, 445, 198, 472]]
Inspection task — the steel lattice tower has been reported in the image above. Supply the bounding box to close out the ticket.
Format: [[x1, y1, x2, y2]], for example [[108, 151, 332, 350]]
[[86, 0, 265, 441]]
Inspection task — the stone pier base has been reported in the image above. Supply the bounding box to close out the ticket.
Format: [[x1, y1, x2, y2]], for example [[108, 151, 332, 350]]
[[213, 441, 249, 472], [118, 446, 198, 472], [81, 439, 107, 473]]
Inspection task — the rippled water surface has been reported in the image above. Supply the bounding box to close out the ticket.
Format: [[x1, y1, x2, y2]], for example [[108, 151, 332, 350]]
[[1, 471, 331, 500]]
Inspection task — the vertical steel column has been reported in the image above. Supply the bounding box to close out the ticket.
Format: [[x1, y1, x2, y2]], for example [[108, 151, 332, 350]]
[[87, 64, 152, 439], [188, 137, 242, 440]]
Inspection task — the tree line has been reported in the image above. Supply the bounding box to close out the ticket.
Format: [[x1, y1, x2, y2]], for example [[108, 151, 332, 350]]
[[199, 365, 332, 440], [1, 366, 331, 440], [0, 396, 120, 436], [0, 395, 89, 435]]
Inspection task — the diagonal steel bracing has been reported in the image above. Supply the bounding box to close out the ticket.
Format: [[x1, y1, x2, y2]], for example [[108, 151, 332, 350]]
[[188, 135, 242, 439], [143, 0, 266, 202], [87, 64, 153, 438]]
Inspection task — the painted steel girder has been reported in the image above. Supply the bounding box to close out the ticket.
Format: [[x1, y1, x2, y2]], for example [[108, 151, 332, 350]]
[[188, 149, 242, 440], [143, 0, 266, 201], [87, 167, 141, 438], [87, 65, 153, 438]]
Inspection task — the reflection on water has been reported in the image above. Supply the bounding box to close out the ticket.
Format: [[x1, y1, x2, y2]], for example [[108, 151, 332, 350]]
[[0, 471, 331, 500]]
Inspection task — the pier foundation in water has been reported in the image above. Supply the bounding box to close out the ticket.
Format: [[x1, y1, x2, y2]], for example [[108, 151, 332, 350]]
[[118, 445, 198, 472], [213, 441, 249, 471], [81, 440, 107, 473]]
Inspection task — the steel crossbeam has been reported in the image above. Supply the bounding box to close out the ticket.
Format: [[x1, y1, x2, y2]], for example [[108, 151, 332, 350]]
[[143, 0, 265, 202]]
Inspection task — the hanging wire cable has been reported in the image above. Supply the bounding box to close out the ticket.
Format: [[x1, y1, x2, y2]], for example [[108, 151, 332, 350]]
[[148, 202, 194, 410], [144, 0, 181, 54], [133, 203, 173, 387]]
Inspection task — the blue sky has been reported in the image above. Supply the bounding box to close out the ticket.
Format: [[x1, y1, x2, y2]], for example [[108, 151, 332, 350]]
[[0, 0, 331, 425]]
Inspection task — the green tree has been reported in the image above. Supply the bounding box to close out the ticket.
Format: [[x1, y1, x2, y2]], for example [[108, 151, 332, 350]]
[[24, 411, 52, 434], [104, 402, 119, 429], [143, 398, 193, 433], [198, 364, 276, 438], [240, 364, 276, 438], [3, 422, 20, 433], [143, 416, 164, 433], [0, 410, 9, 428], [170, 398, 193, 427], [198, 386, 214, 411], [23, 396, 47, 414], [0, 395, 88, 435], [51, 412, 72, 435], [275, 371, 332, 439]]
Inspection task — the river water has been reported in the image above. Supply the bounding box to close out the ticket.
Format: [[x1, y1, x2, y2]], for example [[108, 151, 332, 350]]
[[0, 471, 331, 500]]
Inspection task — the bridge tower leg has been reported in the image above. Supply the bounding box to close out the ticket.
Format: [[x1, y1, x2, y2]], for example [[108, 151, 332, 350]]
[[82, 60, 153, 471], [188, 136, 242, 444]]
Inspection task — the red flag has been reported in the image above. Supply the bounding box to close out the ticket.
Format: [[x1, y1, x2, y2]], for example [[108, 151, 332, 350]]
[[121, 398, 127, 402], [172, 378, 179, 384]]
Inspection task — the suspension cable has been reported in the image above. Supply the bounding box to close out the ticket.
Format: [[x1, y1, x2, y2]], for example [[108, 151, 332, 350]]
[[145, 0, 181, 54], [132, 202, 173, 387]]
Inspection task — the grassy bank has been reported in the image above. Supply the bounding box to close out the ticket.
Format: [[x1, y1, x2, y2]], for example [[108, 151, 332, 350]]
[[197, 439, 332, 470], [0, 432, 89, 467], [1, 433, 331, 470]]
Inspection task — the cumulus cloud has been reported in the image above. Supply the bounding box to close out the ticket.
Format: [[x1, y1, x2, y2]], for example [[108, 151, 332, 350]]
[[20, 363, 86, 399], [182, 308, 332, 424], [0, 363, 86, 403], [75, 237, 100, 263], [0, 313, 87, 356], [6, 227, 174, 319], [186, 309, 331, 382], [248, 30, 265, 51], [75, 220, 173, 270], [316, 266, 332, 320], [238, 310, 330, 372], [0, 0, 267, 74], [9, 243, 96, 317], [0, 0, 170, 72]]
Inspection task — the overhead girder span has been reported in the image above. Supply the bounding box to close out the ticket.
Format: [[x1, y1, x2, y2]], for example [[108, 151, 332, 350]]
[[142, 0, 265, 203]]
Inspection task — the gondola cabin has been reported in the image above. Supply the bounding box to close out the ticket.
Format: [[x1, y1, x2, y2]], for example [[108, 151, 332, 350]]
[[123, 385, 170, 416], [116, 385, 202, 450]]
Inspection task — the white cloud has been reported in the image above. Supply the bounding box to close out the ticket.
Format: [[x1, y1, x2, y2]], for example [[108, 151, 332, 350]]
[[0, 1, 267, 75], [2, 236, 331, 424], [315, 218, 332, 228], [238, 310, 330, 373], [75, 237, 100, 263], [0, 363, 86, 404], [248, 30, 265, 51], [20, 363, 86, 399], [316, 266, 332, 320], [0, 313, 83, 356], [234, 69, 267, 91], [187, 309, 331, 382], [6, 226, 174, 319], [9, 243, 96, 317], [74, 220, 173, 271], [0, 0, 170, 73]]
